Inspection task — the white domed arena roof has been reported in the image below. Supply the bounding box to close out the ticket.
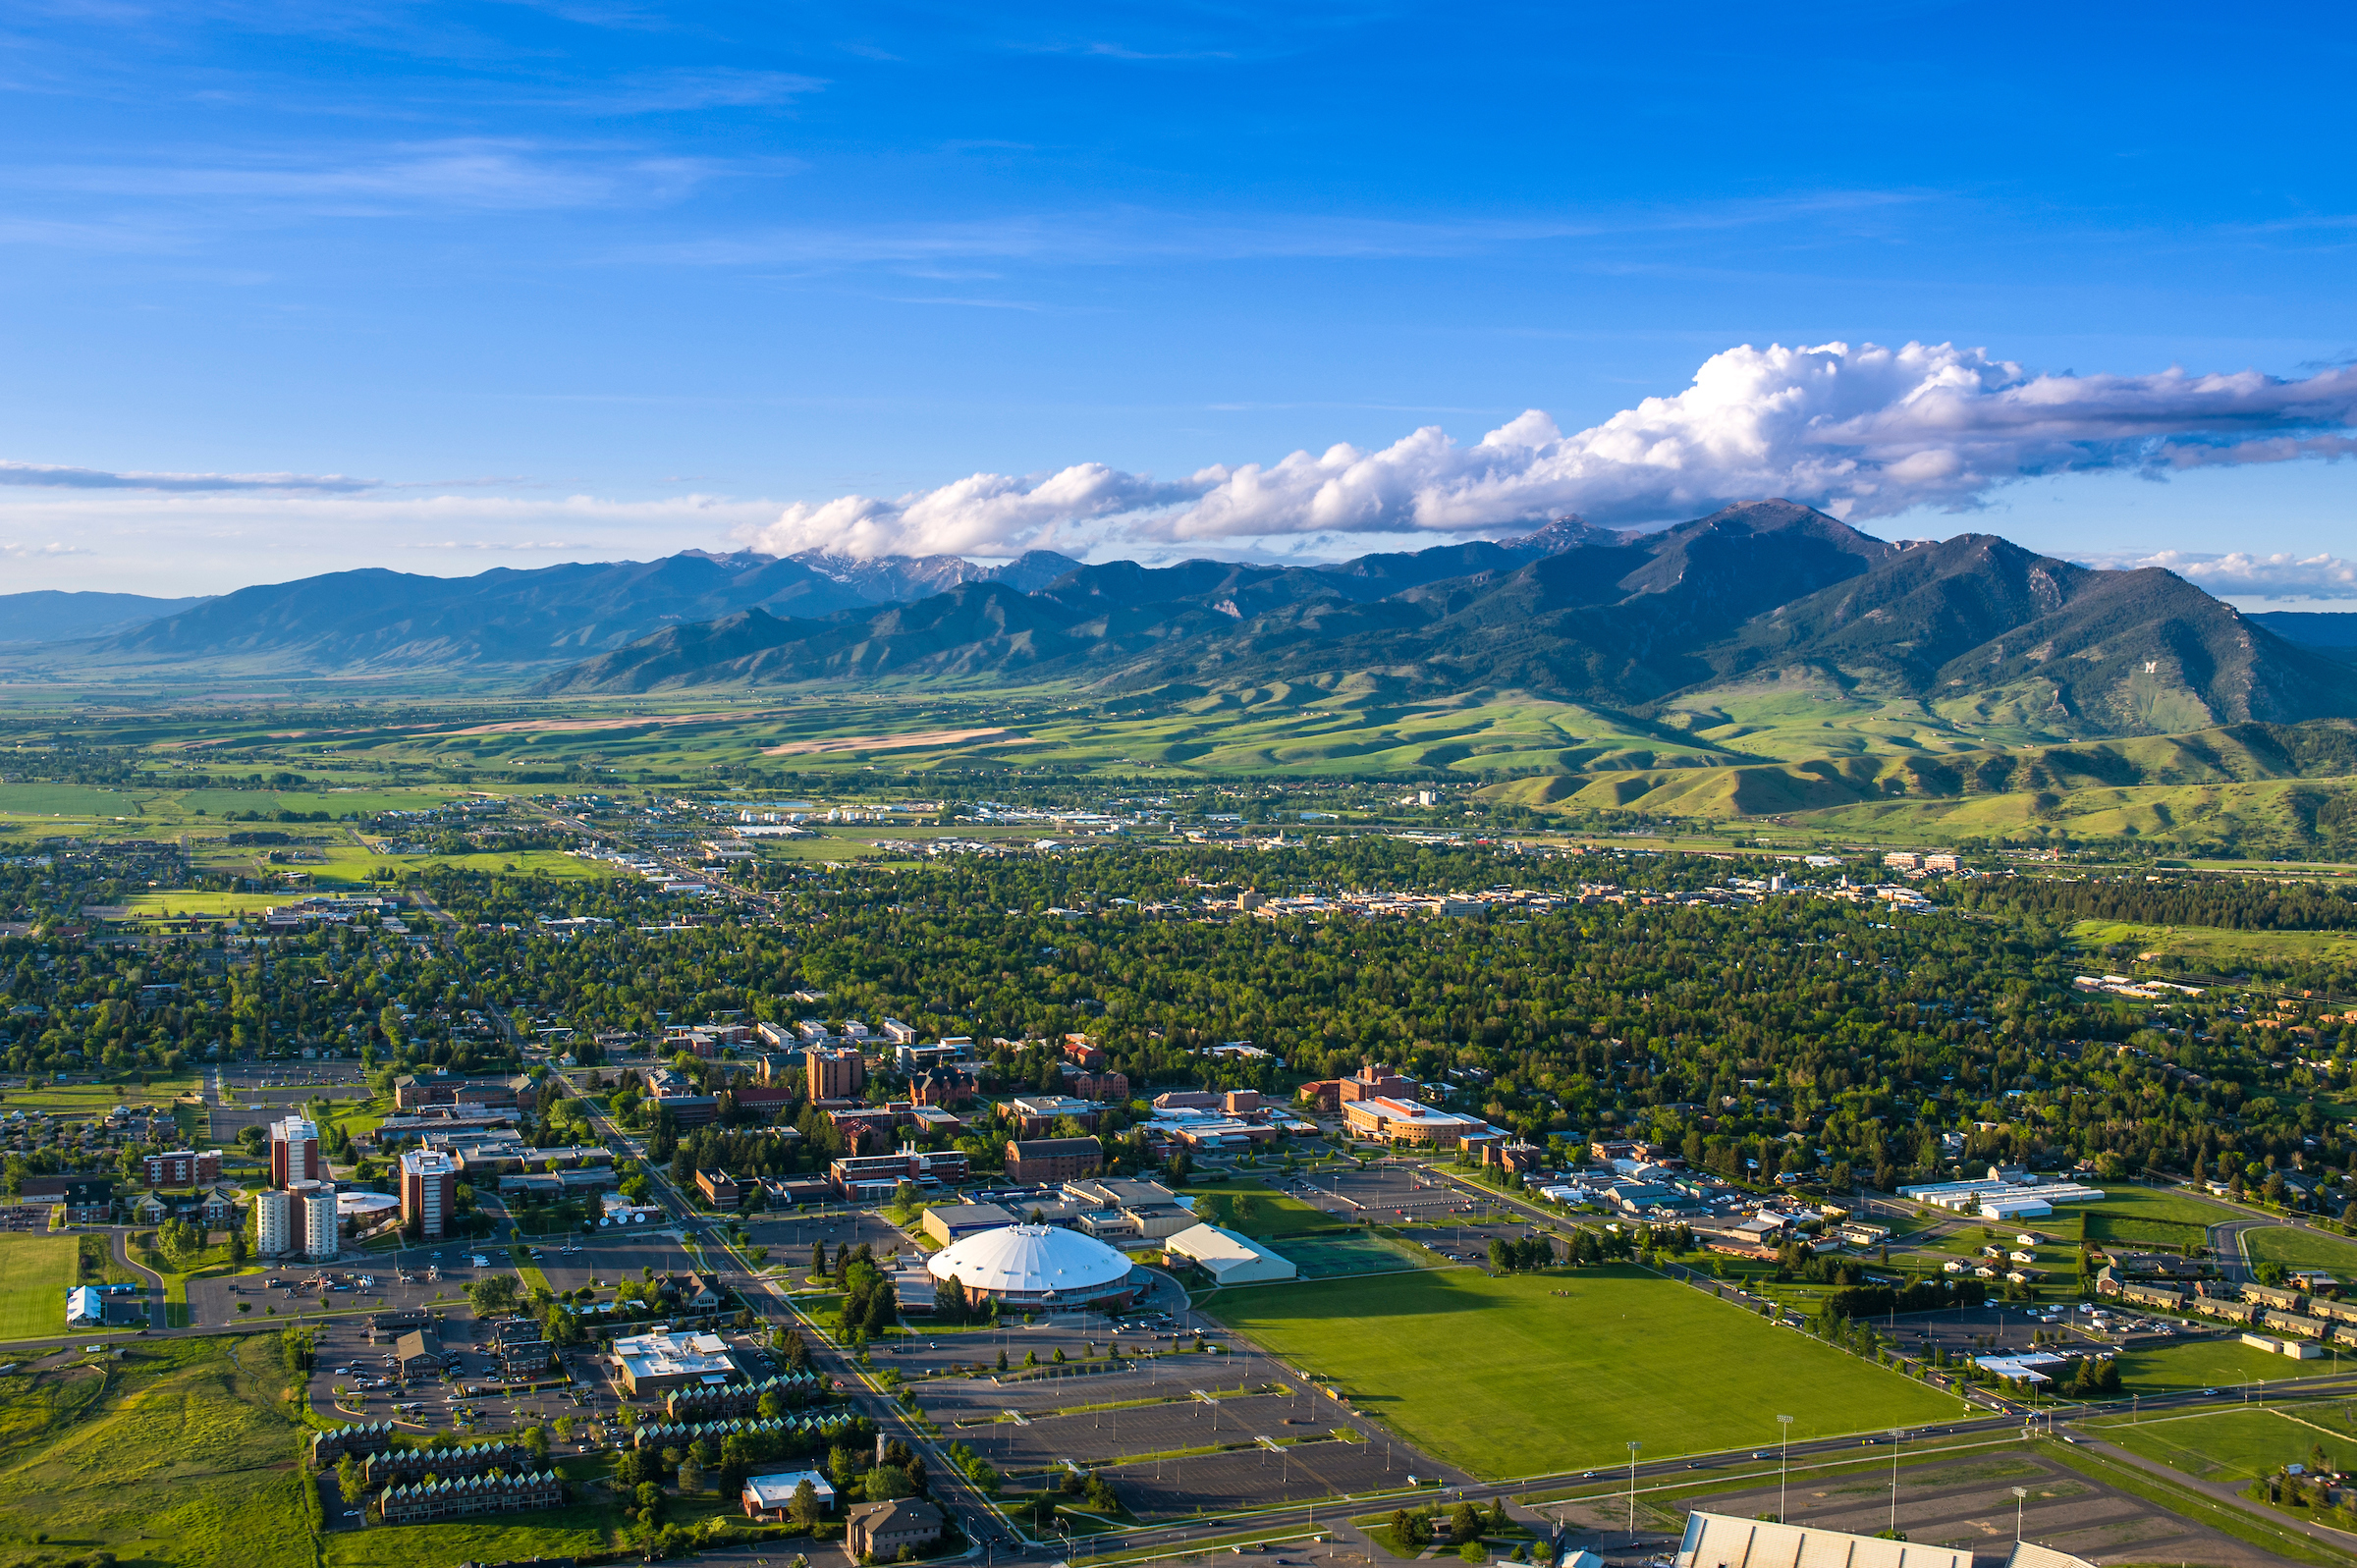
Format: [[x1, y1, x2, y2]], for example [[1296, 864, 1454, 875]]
[[926, 1223, 1132, 1299]]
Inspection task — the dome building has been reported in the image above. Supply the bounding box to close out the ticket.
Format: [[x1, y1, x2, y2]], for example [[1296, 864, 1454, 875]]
[[925, 1223, 1138, 1310]]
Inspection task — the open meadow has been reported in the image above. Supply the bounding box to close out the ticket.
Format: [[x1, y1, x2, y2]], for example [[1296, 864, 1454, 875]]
[[0, 1334, 307, 1566], [1205, 1264, 1959, 1480], [0, 1234, 78, 1341]]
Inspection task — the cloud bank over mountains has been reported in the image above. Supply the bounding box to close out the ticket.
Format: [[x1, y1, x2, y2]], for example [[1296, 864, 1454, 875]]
[[743, 340, 2357, 568]]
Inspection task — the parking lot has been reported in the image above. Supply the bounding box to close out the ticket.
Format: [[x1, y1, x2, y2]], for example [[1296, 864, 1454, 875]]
[[906, 1306, 1469, 1520]]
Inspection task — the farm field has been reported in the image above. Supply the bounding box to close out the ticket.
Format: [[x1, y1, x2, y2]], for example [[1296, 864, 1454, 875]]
[[0, 1334, 307, 1565], [1204, 1265, 1958, 1479], [2087, 1403, 2357, 1484], [0, 1234, 79, 1340]]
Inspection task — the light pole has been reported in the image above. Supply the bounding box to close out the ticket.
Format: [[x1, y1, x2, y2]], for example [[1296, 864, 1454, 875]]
[[2011, 1486, 2027, 1541], [1627, 1441, 1643, 1544], [1889, 1430, 1904, 1536], [1777, 1415, 1793, 1523]]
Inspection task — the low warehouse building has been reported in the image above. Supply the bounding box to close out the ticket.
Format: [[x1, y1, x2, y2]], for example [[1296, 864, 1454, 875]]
[[1164, 1222, 1296, 1285]]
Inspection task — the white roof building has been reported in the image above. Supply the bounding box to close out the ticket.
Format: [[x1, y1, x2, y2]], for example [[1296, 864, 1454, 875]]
[[743, 1469, 836, 1515], [925, 1223, 1138, 1307], [66, 1286, 102, 1326], [1164, 1222, 1296, 1285]]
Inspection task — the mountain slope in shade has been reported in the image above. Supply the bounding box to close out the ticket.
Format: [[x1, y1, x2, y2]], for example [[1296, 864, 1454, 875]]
[[537, 500, 2357, 736], [0, 590, 208, 644], [2253, 610, 2357, 663]]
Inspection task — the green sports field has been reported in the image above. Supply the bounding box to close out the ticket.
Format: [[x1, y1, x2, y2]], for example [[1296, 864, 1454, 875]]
[[1204, 1265, 1958, 1480], [2111, 1337, 2307, 1392], [0, 1234, 79, 1341]]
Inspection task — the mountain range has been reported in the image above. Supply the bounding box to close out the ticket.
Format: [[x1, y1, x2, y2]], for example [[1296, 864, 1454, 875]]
[[0, 546, 1082, 678], [535, 501, 2357, 737], [6, 502, 2357, 741]]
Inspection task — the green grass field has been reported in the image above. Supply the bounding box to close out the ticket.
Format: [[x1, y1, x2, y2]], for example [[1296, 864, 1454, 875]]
[[1205, 1265, 1958, 1479], [2112, 1337, 2309, 1392], [1181, 1179, 1346, 1240], [2243, 1225, 2357, 1276], [0, 1334, 309, 1565], [1283, 1232, 1436, 1277], [2088, 1403, 2357, 1483], [0, 1234, 77, 1340]]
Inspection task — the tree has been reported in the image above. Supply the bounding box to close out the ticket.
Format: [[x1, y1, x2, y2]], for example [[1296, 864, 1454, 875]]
[[679, 1456, 707, 1493], [1451, 1501, 1483, 1544], [790, 1477, 823, 1525], [335, 1452, 365, 1504], [864, 1463, 916, 1501]]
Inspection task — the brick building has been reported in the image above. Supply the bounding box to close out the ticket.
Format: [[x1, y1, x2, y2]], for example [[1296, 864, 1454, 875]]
[[377, 1469, 565, 1524], [143, 1149, 221, 1188], [399, 1147, 458, 1240], [805, 1045, 867, 1103], [1005, 1136, 1102, 1185], [847, 1497, 945, 1560], [269, 1116, 320, 1187]]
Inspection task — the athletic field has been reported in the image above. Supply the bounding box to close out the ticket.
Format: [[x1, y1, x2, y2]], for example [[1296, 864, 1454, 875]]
[[0, 1234, 79, 1341], [1206, 1264, 1959, 1480]]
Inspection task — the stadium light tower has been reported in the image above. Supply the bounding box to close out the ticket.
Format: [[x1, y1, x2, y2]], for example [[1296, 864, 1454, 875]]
[[1626, 1440, 1643, 1543], [2012, 1486, 2028, 1541], [1889, 1430, 1905, 1535]]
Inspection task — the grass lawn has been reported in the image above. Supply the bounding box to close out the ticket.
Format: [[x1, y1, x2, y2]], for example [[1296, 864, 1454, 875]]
[[2087, 1404, 2357, 1483], [2244, 1224, 2357, 1276], [1, 1076, 198, 1115], [0, 1232, 80, 1339], [1285, 1232, 1437, 1277], [1179, 1179, 1343, 1240], [1204, 1265, 1959, 1480], [2112, 1337, 2310, 1392], [0, 1333, 309, 1566]]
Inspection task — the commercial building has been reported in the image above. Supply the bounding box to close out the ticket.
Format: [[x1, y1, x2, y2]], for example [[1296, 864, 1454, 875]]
[[1341, 1095, 1502, 1151], [827, 1147, 971, 1201], [399, 1148, 458, 1241], [270, 1117, 320, 1187], [925, 1223, 1139, 1311], [1675, 1514, 2090, 1568], [806, 1045, 867, 1103], [1062, 1178, 1196, 1242], [611, 1327, 740, 1395], [394, 1070, 535, 1112], [741, 1470, 836, 1522], [1005, 1136, 1102, 1184], [1007, 1094, 1098, 1135], [847, 1498, 944, 1561], [696, 1169, 745, 1209], [922, 1202, 1017, 1246], [143, 1149, 221, 1188], [1164, 1222, 1297, 1284]]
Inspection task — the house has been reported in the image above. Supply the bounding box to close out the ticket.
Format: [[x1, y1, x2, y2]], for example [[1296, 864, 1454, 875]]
[[847, 1497, 945, 1560], [1006, 1136, 1103, 1185], [377, 1470, 565, 1524], [197, 1186, 241, 1228], [679, 1271, 722, 1312], [743, 1469, 836, 1522], [132, 1193, 168, 1224]]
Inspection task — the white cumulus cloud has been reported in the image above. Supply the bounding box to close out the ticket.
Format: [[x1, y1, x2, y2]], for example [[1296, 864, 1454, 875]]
[[741, 341, 2357, 560], [2116, 550, 2357, 601]]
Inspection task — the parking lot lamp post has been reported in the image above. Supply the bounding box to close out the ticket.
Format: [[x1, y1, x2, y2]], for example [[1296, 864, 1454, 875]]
[[2011, 1486, 2026, 1541], [1626, 1441, 1642, 1543], [1777, 1415, 1792, 1522]]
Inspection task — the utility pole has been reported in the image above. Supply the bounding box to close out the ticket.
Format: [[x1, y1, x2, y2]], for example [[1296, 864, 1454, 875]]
[[2011, 1486, 2027, 1542], [1627, 1440, 1643, 1544], [1778, 1415, 1793, 1523]]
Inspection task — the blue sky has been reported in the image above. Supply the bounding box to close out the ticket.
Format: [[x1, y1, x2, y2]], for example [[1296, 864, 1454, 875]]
[[3, 1, 2354, 600]]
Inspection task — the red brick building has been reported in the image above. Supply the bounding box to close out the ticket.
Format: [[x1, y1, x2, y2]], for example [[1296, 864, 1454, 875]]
[[1005, 1136, 1103, 1185], [144, 1149, 221, 1188]]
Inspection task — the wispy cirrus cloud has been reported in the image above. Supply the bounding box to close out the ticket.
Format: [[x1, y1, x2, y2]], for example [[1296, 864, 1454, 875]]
[[0, 460, 378, 494], [740, 340, 2357, 560]]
